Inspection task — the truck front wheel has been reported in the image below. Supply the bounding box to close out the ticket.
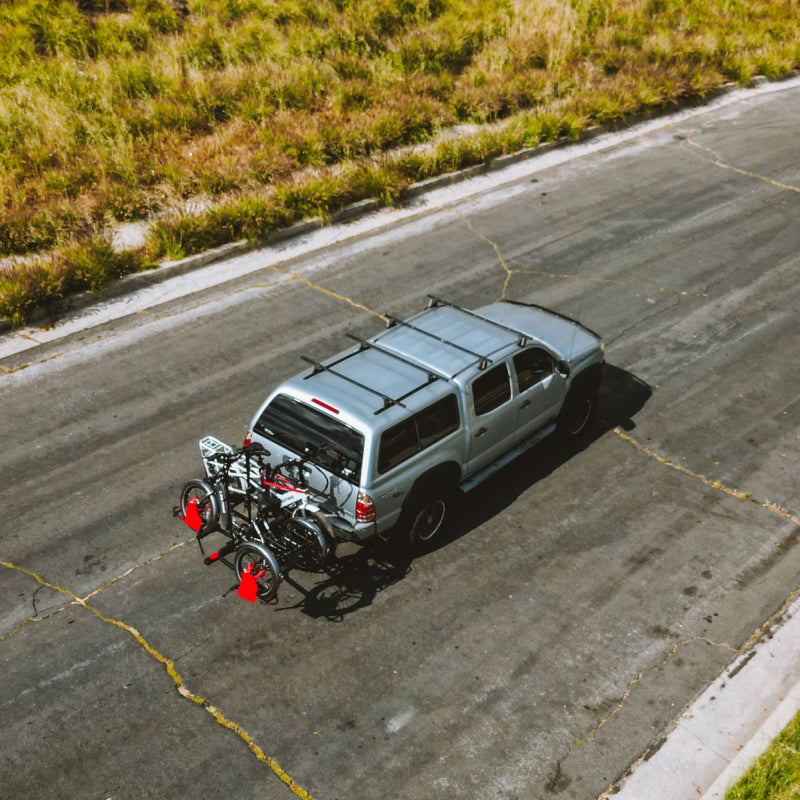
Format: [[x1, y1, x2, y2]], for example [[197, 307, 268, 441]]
[[557, 388, 596, 438]]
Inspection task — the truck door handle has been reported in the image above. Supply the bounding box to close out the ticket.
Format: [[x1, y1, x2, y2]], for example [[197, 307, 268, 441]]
[[475, 427, 488, 437]]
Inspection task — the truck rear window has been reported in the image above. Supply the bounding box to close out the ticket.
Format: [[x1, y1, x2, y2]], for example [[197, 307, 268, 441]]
[[254, 394, 364, 480]]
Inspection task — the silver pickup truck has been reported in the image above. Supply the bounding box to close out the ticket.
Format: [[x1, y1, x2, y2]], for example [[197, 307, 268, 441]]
[[247, 296, 604, 553]]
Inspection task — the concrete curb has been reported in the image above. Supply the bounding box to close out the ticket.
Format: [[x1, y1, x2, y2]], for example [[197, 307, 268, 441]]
[[7, 70, 798, 334], [699, 671, 800, 799]]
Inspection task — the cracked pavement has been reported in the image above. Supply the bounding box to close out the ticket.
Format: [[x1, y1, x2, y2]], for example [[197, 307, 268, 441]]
[[1, 79, 799, 799]]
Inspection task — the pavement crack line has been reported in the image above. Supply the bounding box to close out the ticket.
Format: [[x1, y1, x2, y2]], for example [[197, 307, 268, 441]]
[[611, 425, 800, 658], [1, 538, 195, 641], [575, 636, 737, 750], [449, 211, 514, 301], [0, 557, 316, 800], [584, 427, 800, 796], [1, 616, 40, 643], [682, 137, 800, 194], [449, 210, 708, 301], [80, 537, 194, 604], [266, 267, 388, 321], [597, 585, 800, 800], [611, 427, 800, 529]]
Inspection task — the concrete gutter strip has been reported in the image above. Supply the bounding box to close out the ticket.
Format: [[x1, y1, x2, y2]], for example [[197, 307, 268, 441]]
[[700, 677, 800, 799]]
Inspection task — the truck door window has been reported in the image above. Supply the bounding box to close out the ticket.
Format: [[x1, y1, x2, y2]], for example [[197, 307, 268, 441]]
[[472, 363, 511, 415], [513, 348, 553, 392], [418, 394, 459, 448], [378, 418, 418, 473], [377, 394, 460, 474]]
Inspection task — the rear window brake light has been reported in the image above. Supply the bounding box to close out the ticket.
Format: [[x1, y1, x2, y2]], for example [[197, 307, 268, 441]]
[[312, 398, 339, 414]]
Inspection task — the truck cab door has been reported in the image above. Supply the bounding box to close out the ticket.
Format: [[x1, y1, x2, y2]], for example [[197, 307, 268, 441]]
[[513, 347, 567, 437], [466, 361, 518, 472]]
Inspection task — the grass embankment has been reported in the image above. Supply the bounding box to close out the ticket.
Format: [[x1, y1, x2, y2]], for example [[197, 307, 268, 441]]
[[725, 707, 800, 800], [1, 0, 799, 327]]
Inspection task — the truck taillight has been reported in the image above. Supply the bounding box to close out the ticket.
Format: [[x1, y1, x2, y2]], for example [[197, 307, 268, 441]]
[[356, 492, 376, 523]]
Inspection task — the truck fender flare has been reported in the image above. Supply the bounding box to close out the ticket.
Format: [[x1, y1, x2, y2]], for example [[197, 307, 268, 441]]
[[402, 462, 462, 517]]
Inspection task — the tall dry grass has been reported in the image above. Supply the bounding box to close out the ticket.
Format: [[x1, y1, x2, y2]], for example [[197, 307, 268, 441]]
[[1, 0, 799, 325]]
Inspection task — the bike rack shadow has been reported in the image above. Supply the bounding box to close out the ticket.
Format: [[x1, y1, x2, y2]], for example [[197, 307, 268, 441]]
[[272, 544, 413, 622], [255, 363, 650, 621]]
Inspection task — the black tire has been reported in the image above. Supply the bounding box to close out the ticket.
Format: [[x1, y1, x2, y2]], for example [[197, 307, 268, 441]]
[[407, 490, 451, 555], [557, 388, 596, 438], [234, 543, 281, 602], [180, 479, 219, 534]]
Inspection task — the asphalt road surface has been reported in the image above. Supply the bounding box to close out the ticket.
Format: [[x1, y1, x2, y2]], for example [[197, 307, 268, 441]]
[[2, 79, 799, 800]]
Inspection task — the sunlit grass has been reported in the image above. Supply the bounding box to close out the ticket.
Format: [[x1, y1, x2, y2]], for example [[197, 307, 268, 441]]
[[725, 708, 800, 800], [1, 0, 799, 325]]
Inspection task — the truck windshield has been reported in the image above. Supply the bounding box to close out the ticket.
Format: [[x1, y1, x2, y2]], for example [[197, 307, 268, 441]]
[[254, 394, 364, 481]]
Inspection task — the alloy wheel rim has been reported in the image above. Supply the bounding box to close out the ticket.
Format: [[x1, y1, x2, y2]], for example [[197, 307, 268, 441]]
[[419, 500, 446, 541]]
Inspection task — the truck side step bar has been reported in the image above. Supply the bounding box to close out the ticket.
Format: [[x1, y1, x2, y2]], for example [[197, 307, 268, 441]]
[[459, 422, 556, 493]]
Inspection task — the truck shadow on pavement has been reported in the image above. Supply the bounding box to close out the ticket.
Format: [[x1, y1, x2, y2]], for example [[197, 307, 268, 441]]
[[277, 364, 651, 621], [442, 362, 653, 541]]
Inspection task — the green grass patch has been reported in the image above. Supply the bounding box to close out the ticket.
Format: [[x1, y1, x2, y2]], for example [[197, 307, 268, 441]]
[[725, 707, 800, 800], [1, 0, 799, 326], [0, 234, 152, 327]]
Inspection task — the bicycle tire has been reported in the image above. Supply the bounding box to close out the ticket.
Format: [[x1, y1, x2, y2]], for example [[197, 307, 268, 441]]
[[288, 517, 329, 572], [180, 479, 220, 535], [234, 543, 281, 603]]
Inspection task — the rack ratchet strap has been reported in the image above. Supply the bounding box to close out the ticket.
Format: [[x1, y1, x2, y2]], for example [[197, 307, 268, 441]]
[[426, 295, 531, 347]]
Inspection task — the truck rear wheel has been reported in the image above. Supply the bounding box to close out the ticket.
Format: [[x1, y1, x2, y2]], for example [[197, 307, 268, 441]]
[[407, 491, 450, 555]]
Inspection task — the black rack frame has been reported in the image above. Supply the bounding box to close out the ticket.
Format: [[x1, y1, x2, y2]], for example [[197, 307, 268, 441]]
[[383, 313, 492, 370], [301, 296, 546, 415], [426, 295, 532, 346], [301, 332, 445, 414]]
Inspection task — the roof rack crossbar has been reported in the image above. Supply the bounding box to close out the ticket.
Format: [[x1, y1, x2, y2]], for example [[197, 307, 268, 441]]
[[427, 294, 531, 346], [300, 355, 404, 413], [502, 298, 602, 341], [384, 313, 492, 370], [302, 350, 440, 415], [345, 333, 447, 382]]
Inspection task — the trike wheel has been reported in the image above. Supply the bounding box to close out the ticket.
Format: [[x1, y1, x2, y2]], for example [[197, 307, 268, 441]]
[[234, 543, 281, 602], [180, 479, 219, 534], [289, 517, 329, 572]]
